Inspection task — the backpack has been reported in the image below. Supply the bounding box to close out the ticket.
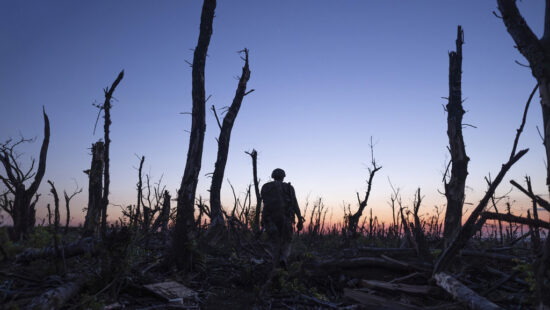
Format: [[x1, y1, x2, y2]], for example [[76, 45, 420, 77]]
[[261, 181, 291, 226]]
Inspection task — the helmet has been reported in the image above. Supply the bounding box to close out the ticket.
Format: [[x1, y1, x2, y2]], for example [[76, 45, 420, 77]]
[[271, 168, 286, 180]]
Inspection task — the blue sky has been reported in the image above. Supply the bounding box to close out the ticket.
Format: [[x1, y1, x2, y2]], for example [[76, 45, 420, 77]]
[[0, 0, 547, 225]]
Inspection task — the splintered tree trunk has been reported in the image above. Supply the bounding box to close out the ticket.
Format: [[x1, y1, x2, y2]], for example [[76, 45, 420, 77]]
[[443, 25, 469, 248], [83, 141, 104, 237], [101, 71, 124, 238], [497, 1, 550, 307], [209, 49, 252, 234], [173, 0, 216, 271], [247, 150, 262, 232]]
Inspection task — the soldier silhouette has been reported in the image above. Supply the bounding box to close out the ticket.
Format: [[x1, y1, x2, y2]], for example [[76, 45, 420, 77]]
[[261, 168, 304, 269]]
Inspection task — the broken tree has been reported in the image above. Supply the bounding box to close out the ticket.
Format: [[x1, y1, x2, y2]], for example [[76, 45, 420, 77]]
[[83, 141, 105, 237], [100, 70, 124, 237], [209, 48, 253, 235], [245, 149, 262, 233], [0, 107, 50, 240], [443, 25, 469, 248], [173, 0, 216, 271]]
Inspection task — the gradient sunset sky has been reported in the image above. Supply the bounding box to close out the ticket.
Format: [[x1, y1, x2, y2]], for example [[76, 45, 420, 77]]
[[0, 0, 547, 226]]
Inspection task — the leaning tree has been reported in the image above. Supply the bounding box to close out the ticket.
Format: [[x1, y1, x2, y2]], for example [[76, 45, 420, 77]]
[[0, 108, 50, 240], [497, 0, 550, 193], [209, 48, 252, 235]]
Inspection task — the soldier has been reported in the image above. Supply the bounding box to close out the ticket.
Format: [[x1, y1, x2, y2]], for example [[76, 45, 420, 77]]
[[261, 168, 304, 269]]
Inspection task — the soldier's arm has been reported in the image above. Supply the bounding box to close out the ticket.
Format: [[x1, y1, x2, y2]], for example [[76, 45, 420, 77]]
[[288, 185, 302, 219]]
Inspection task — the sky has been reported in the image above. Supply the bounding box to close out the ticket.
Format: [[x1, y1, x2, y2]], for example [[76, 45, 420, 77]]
[[0, 0, 547, 226]]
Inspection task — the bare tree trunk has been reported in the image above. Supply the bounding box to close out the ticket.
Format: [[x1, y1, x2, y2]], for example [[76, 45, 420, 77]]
[[412, 189, 431, 262], [443, 25, 469, 248], [496, 3, 550, 306], [83, 141, 104, 238], [209, 49, 252, 235], [157, 190, 171, 233], [136, 155, 145, 229], [63, 186, 81, 235], [46, 204, 52, 226], [0, 108, 49, 240], [173, 0, 216, 271], [47, 180, 63, 274], [246, 150, 262, 233], [101, 70, 124, 238]]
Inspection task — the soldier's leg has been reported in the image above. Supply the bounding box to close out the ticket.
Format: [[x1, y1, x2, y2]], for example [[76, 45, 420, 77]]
[[264, 221, 281, 269], [280, 223, 293, 269]]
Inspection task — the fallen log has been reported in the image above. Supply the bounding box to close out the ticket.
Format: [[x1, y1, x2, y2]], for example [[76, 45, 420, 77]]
[[482, 211, 550, 230], [16, 237, 98, 263], [351, 247, 416, 256], [381, 254, 432, 272], [460, 249, 524, 262], [26, 274, 87, 310], [361, 279, 441, 295], [486, 266, 528, 286], [320, 256, 416, 272], [344, 288, 421, 310], [434, 272, 502, 310]]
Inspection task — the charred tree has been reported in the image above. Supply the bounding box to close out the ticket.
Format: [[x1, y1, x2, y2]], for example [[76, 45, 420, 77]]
[[152, 190, 171, 233], [433, 82, 535, 276], [443, 26, 469, 248], [209, 49, 252, 234], [0, 108, 50, 240], [245, 149, 262, 233], [100, 70, 124, 238], [412, 189, 431, 262], [136, 155, 145, 228], [63, 185, 82, 235], [497, 0, 550, 192], [173, 0, 216, 271], [83, 141, 105, 237], [47, 180, 64, 274], [347, 140, 381, 237]]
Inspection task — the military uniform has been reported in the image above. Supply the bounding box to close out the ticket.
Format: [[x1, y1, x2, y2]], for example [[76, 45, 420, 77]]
[[261, 179, 302, 268]]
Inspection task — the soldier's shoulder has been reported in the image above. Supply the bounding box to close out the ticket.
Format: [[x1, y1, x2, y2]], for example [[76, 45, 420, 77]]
[[261, 181, 276, 190]]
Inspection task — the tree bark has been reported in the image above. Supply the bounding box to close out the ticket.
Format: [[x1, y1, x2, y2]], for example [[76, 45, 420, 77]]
[[173, 0, 216, 271], [443, 25, 469, 248], [157, 190, 171, 233], [101, 70, 124, 238], [434, 272, 502, 310], [209, 49, 252, 234], [83, 141, 104, 238]]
